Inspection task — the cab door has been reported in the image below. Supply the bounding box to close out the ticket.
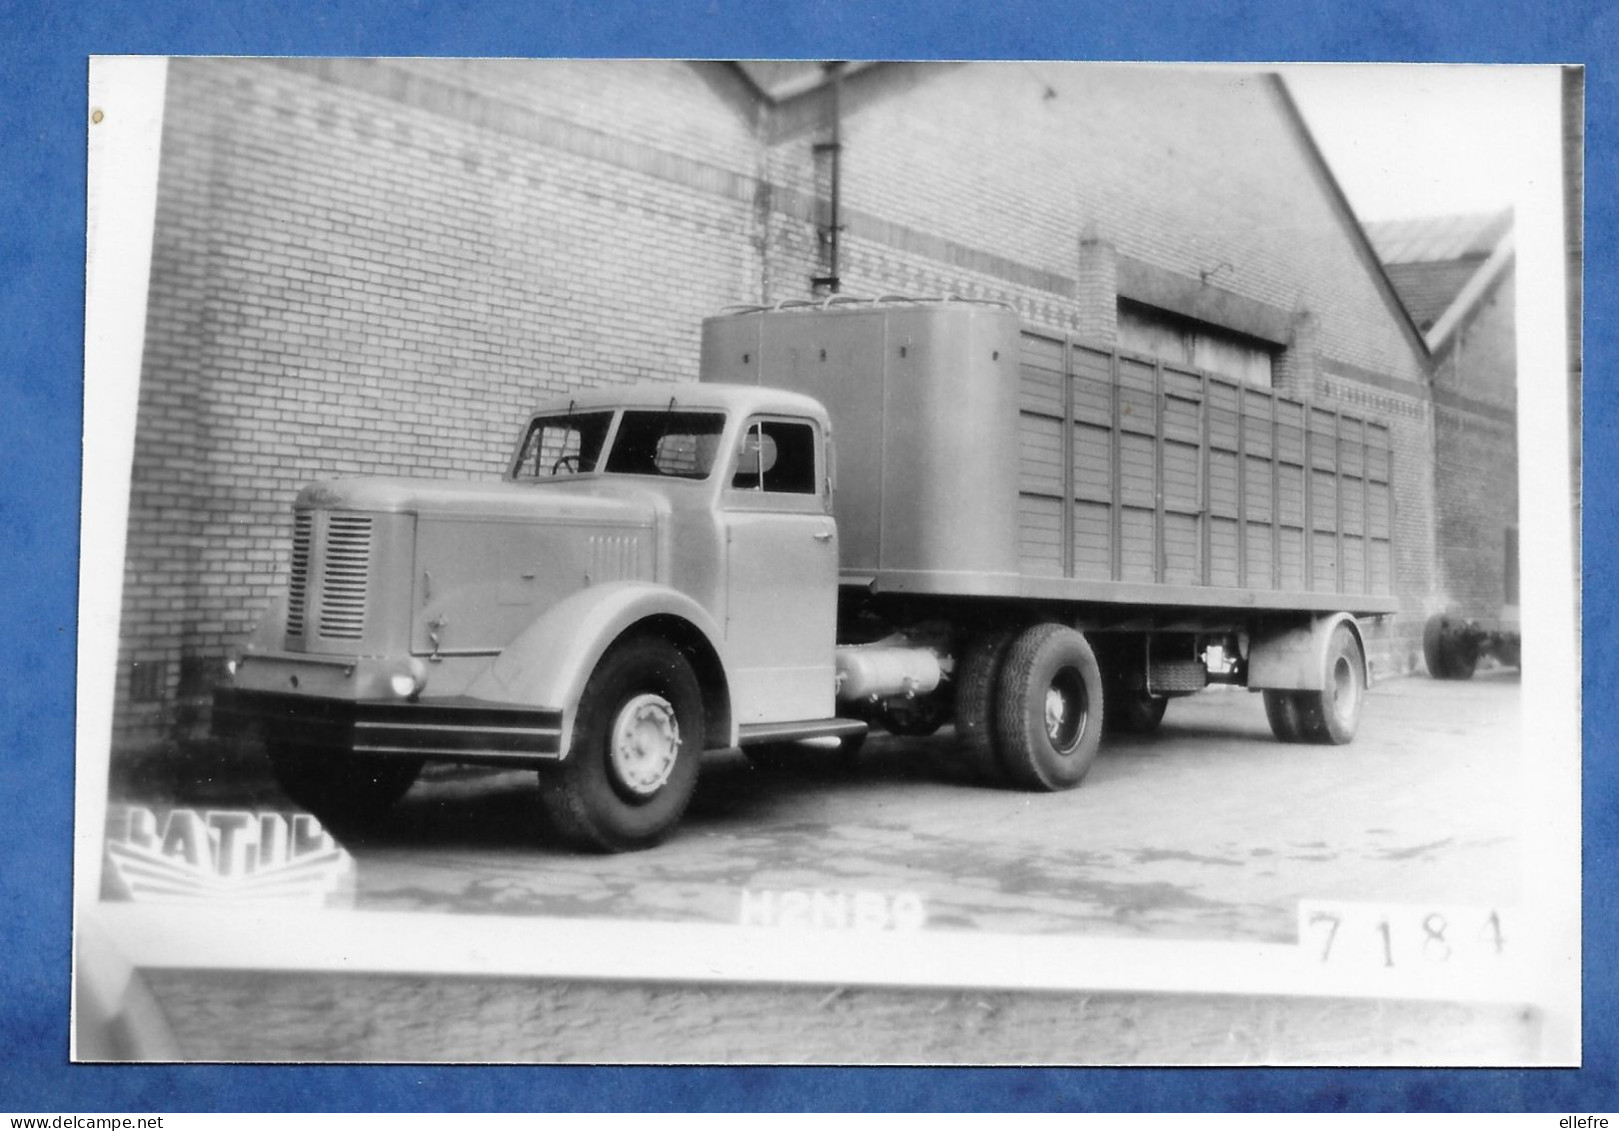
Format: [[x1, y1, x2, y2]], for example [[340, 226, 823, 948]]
[[720, 415, 838, 724]]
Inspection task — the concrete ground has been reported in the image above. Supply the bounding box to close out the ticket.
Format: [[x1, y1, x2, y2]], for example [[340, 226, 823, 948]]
[[101, 668, 1543, 1064]]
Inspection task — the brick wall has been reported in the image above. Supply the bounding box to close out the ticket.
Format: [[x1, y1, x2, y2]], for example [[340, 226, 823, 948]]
[[1431, 273, 1519, 620], [117, 60, 1445, 750], [116, 58, 764, 748]]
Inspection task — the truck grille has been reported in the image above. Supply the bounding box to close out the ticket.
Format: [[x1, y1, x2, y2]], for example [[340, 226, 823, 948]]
[[318, 514, 373, 639], [285, 511, 374, 644], [286, 512, 313, 637]]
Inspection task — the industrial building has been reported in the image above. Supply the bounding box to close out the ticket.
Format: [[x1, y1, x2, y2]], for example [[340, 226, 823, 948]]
[[114, 60, 1515, 754]]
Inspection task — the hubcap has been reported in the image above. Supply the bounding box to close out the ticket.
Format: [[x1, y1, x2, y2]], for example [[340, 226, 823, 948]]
[[1044, 668, 1088, 754], [608, 693, 680, 796]]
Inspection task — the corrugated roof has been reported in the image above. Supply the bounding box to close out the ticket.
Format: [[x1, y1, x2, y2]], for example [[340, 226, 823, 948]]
[[1364, 208, 1513, 266], [1363, 210, 1514, 332]]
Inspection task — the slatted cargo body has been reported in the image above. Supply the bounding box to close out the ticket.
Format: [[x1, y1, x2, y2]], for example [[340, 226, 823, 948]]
[[1017, 330, 1395, 602]]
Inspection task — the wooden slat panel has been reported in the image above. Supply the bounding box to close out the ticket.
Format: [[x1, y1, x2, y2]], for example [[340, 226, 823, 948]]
[[1164, 366, 1203, 401], [1119, 432, 1156, 507], [1367, 486, 1390, 539], [1276, 403, 1306, 462], [1244, 455, 1273, 522], [1366, 443, 1390, 483], [1072, 500, 1112, 579], [1119, 356, 1156, 389], [1164, 393, 1201, 443], [1120, 507, 1156, 582], [1210, 518, 1240, 586], [1310, 408, 1339, 471], [1018, 414, 1064, 495], [1278, 527, 1306, 589], [1312, 531, 1338, 589], [1341, 476, 1365, 535], [1073, 376, 1111, 426], [1311, 469, 1338, 531], [1209, 394, 1240, 451], [1339, 419, 1365, 477], [1245, 523, 1274, 587], [1073, 422, 1112, 502], [1164, 513, 1201, 584], [1072, 344, 1112, 383], [1341, 534, 1365, 592], [1209, 450, 1240, 518], [1277, 463, 1305, 525], [1017, 494, 1063, 576], [1164, 440, 1201, 512], [1020, 363, 1064, 418], [1243, 389, 1274, 458], [1021, 333, 1065, 371]]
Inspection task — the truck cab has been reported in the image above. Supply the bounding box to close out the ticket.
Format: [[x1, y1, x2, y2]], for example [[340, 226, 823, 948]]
[[215, 382, 858, 851]]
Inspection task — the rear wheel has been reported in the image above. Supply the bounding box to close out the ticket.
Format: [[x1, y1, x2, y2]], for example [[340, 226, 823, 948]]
[[1262, 690, 1306, 743], [954, 629, 1016, 783], [538, 637, 704, 852], [266, 743, 421, 835], [1295, 624, 1365, 745], [993, 624, 1104, 791]]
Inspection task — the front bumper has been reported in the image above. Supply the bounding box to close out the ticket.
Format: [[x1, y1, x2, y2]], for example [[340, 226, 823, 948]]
[[213, 687, 564, 763]]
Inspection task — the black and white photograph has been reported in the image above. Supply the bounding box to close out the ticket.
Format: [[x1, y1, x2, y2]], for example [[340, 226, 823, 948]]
[[75, 56, 1581, 1066]]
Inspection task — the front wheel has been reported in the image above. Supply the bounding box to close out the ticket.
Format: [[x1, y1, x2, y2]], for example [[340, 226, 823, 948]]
[[994, 624, 1104, 791], [266, 743, 422, 835], [538, 637, 705, 852]]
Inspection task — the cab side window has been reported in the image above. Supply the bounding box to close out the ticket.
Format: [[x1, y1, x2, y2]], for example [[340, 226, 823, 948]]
[[732, 419, 817, 494]]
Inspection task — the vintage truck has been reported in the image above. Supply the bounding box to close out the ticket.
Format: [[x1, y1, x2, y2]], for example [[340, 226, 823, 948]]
[[215, 297, 1399, 851]]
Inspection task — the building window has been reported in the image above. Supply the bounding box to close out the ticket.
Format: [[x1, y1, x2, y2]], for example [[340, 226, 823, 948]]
[[1117, 300, 1276, 387]]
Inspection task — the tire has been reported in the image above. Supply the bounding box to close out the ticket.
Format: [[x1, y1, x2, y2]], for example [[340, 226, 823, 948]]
[[1107, 689, 1168, 735], [266, 742, 422, 835], [1424, 614, 1478, 681], [993, 624, 1105, 791], [1447, 634, 1479, 681], [1262, 690, 1306, 743], [1423, 613, 1454, 679], [954, 629, 1016, 783], [538, 637, 704, 852], [1294, 624, 1365, 745]]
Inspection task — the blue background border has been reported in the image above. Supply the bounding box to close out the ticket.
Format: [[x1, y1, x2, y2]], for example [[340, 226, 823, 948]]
[[4, 0, 1612, 1112]]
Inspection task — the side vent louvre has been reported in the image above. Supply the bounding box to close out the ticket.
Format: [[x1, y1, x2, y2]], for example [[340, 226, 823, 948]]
[[318, 514, 373, 639], [286, 512, 312, 637]]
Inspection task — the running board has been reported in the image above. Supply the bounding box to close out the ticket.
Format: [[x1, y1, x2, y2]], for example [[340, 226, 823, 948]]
[[736, 718, 869, 746]]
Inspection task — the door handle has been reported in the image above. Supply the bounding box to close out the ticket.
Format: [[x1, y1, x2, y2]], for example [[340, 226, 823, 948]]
[[813, 530, 834, 542]]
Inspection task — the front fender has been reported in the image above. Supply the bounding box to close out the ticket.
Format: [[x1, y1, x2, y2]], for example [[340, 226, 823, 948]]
[[1248, 612, 1367, 691], [465, 581, 733, 752]]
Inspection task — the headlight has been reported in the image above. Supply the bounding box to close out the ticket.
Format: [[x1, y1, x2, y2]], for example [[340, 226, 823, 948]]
[[387, 659, 429, 699]]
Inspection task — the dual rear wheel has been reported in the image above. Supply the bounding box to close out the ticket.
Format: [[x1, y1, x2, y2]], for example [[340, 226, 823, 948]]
[[1261, 623, 1365, 745], [955, 623, 1105, 791]]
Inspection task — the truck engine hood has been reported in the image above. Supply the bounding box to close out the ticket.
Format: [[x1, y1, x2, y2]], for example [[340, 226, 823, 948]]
[[294, 476, 667, 658], [296, 476, 667, 525]]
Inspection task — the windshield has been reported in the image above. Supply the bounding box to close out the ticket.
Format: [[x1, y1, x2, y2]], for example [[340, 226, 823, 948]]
[[605, 410, 727, 479], [512, 410, 613, 479], [512, 408, 728, 481]]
